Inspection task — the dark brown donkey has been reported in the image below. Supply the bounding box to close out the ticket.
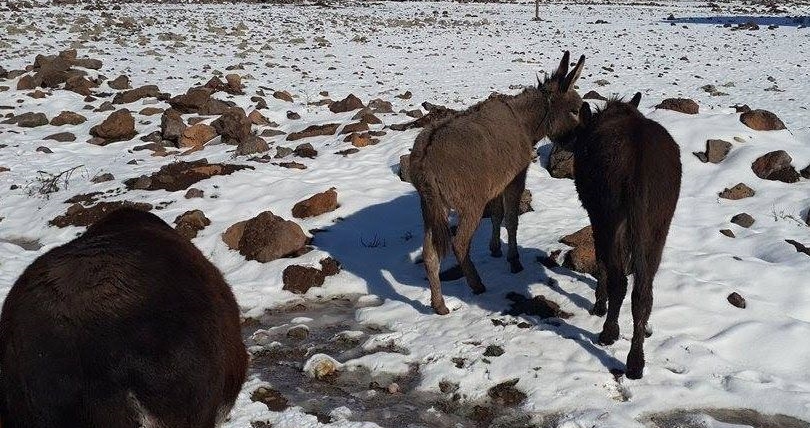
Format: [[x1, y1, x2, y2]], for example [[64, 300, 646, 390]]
[[571, 93, 681, 379], [410, 51, 586, 315], [0, 208, 247, 428]]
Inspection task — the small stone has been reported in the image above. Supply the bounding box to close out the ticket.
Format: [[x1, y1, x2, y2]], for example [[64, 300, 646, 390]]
[[283, 265, 325, 294], [705, 139, 732, 163], [89, 109, 136, 144], [655, 98, 699, 114], [293, 143, 318, 159], [36, 146, 53, 154], [275, 146, 293, 158], [292, 188, 337, 218], [483, 345, 504, 357], [91, 173, 115, 183], [740, 109, 786, 131], [719, 229, 735, 238], [727, 292, 746, 308], [319, 257, 341, 276], [751, 150, 800, 183], [236, 136, 270, 156], [174, 209, 211, 240], [107, 75, 130, 90], [286, 123, 339, 141], [185, 188, 204, 199], [44, 132, 76, 142], [273, 90, 293, 102], [286, 111, 301, 120], [719, 183, 755, 200], [730, 213, 755, 228], [50, 111, 87, 126], [328, 94, 364, 113]]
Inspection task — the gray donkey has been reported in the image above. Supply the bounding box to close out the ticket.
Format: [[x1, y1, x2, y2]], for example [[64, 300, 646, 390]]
[[410, 51, 585, 315]]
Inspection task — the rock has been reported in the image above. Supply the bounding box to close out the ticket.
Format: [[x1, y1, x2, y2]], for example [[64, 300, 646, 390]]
[[112, 85, 162, 104], [801, 164, 810, 180], [368, 98, 394, 113], [548, 143, 575, 179], [293, 143, 318, 159], [233, 211, 307, 262], [174, 209, 211, 239], [694, 139, 732, 164], [751, 150, 800, 183], [124, 159, 253, 192], [320, 257, 341, 276], [89, 109, 136, 143], [139, 107, 163, 116], [248, 109, 271, 125], [292, 188, 338, 218], [719, 229, 735, 238], [655, 98, 699, 114], [286, 111, 301, 120], [185, 188, 204, 199], [261, 129, 286, 138], [340, 122, 369, 135], [349, 132, 371, 148], [275, 146, 293, 158], [483, 345, 504, 357], [36, 146, 53, 154], [168, 87, 232, 115], [583, 90, 607, 101], [563, 245, 596, 275], [95, 101, 115, 112], [286, 123, 339, 141], [519, 189, 533, 214], [785, 239, 810, 257], [727, 292, 746, 308], [405, 109, 423, 119], [329, 94, 364, 113], [273, 90, 293, 102], [160, 109, 186, 142], [740, 109, 786, 131], [3, 112, 48, 128], [731, 213, 755, 228], [44, 132, 76, 142], [398, 154, 411, 182], [719, 183, 755, 200], [303, 354, 341, 380], [107, 75, 130, 90], [282, 265, 326, 294], [49, 201, 152, 228], [224, 73, 242, 93], [91, 173, 115, 183], [222, 221, 247, 251], [212, 107, 252, 145], [64, 76, 95, 96], [179, 123, 217, 148], [487, 379, 526, 407], [16, 75, 36, 90], [236, 136, 270, 156], [71, 58, 102, 70], [250, 387, 289, 412]]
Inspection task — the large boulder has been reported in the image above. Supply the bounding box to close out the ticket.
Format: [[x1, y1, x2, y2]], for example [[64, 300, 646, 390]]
[[740, 109, 786, 131], [655, 98, 699, 114], [212, 107, 252, 145], [223, 211, 308, 263], [292, 188, 338, 218], [89, 109, 136, 144], [751, 150, 800, 183]]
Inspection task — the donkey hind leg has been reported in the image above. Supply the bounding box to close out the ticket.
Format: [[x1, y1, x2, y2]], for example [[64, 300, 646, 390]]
[[590, 260, 608, 316], [453, 207, 486, 295], [487, 196, 504, 258], [626, 229, 666, 379], [423, 228, 449, 315], [596, 221, 629, 346], [503, 169, 527, 273]]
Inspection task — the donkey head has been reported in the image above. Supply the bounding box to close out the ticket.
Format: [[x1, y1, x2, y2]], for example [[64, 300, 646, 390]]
[[537, 51, 585, 142]]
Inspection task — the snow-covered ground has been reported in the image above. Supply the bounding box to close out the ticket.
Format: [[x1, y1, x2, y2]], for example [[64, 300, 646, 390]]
[[1, 1, 809, 427]]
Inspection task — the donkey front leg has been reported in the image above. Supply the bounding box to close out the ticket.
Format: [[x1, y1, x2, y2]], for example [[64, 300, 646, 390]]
[[453, 209, 487, 295], [503, 169, 527, 273], [487, 196, 504, 258], [423, 229, 449, 315]]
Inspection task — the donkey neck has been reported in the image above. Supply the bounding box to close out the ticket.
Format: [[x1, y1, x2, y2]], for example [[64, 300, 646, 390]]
[[504, 88, 550, 142]]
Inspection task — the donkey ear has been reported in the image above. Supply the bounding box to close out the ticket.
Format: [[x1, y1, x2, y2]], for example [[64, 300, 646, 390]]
[[579, 103, 592, 125], [629, 92, 642, 108], [562, 54, 585, 92], [552, 51, 571, 81]]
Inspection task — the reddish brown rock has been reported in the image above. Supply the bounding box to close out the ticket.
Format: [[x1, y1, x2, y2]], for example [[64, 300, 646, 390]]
[[89, 109, 136, 144], [212, 107, 252, 145], [340, 122, 369, 135], [286, 123, 339, 141], [173, 210, 211, 240], [398, 154, 411, 182], [50, 111, 86, 126], [44, 132, 76, 142], [179, 123, 218, 148], [319, 257, 341, 276], [548, 143, 574, 179], [740, 109, 786, 131], [329, 94, 364, 113], [161, 108, 186, 142], [233, 211, 308, 263], [292, 188, 338, 218], [282, 265, 325, 294], [16, 75, 36, 90], [293, 143, 318, 159], [49, 201, 152, 228], [124, 159, 253, 192], [273, 90, 293, 102], [655, 98, 699, 114], [751, 150, 800, 183], [236, 137, 270, 156], [112, 85, 162, 104], [107, 75, 130, 90], [719, 183, 755, 200]]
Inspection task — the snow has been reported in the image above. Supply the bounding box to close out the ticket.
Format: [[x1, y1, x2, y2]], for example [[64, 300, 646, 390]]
[[1, 0, 810, 427]]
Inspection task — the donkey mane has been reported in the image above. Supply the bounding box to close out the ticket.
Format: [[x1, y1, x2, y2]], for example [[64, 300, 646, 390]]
[[426, 87, 545, 133]]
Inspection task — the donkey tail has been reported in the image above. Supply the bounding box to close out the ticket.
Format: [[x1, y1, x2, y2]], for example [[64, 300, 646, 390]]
[[417, 177, 451, 260]]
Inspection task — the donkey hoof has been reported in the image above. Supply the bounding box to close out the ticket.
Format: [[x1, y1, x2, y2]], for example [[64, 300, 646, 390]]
[[625, 360, 645, 380], [598, 327, 619, 346], [490, 248, 503, 258], [471, 284, 487, 295], [590, 302, 607, 317], [509, 261, 524, 274], [432, 303, 450, 315]]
